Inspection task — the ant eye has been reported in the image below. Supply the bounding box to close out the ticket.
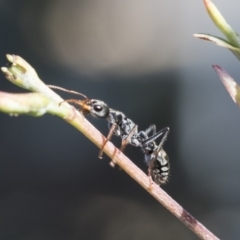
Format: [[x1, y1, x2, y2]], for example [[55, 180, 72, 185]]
[[90, 100, 109, 118], [93, 105, 103, 112]]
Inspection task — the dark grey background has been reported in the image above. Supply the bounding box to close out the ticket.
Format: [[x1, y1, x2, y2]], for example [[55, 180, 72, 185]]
[[1, 0, 240, 239]]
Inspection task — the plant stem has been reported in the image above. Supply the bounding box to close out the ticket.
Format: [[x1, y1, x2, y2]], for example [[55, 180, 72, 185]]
[[0, 55, 219, 240]]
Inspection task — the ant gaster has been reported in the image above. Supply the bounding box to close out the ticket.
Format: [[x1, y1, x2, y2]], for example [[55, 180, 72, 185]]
[[139, 125, 170, 185]]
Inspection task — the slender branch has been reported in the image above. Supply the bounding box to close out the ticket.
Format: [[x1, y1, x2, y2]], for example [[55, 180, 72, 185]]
[[0, 55, 219, 240]]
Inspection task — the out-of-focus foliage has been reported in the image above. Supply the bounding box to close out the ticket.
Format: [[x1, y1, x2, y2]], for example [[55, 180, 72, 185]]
[[195, 0, 240, 107]]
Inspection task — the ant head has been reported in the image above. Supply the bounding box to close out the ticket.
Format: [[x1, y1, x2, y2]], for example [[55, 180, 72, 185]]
[[88, 99, 109, 118], [47, 85, 110, 118]]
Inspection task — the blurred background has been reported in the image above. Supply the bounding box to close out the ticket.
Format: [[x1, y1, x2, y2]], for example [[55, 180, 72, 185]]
[[1, 0, 240, 239]]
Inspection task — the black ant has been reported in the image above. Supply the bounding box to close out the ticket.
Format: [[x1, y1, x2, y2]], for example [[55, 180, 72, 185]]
[[48, 85, 170, 185]]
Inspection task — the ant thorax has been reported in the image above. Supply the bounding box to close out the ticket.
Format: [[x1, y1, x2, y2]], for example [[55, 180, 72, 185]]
[[107, 109, 140, 147]]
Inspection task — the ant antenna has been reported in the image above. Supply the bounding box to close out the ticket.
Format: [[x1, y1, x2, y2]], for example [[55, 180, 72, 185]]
[[47, 85, 88, 99], [47, 85, 91, 114]]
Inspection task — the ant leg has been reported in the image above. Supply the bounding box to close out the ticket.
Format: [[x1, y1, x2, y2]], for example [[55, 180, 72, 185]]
[[142, 127, 169, 146], [138, 124, 156, 143], [153, 127, 170, 158], [98, 123, 118, 159], [109, 125, 138, 168], [145, 124, 156, 136], [120, 125, 138, 152]]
